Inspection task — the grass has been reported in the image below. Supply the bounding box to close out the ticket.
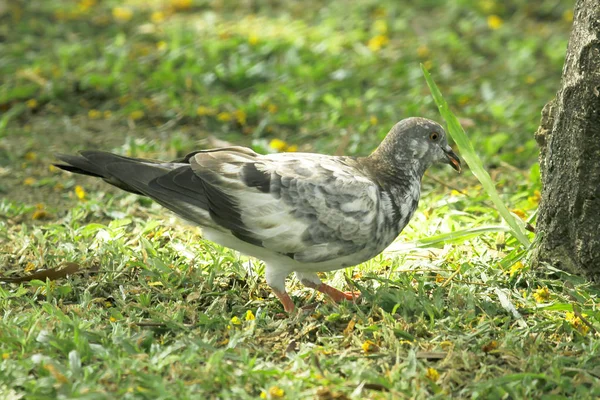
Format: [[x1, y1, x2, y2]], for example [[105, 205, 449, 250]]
[[2, 0, 600, 398]]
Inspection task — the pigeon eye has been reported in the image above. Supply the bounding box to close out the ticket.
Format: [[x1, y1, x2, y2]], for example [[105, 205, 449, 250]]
[[429, 132, 439, 141]]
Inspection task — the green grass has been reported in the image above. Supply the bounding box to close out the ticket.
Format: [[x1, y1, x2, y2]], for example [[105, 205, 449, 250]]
[[3, 0, 600, 398]]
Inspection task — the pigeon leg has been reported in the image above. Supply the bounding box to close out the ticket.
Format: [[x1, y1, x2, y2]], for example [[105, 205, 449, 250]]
[[296, 272, 360, 303], [266, 264, 295, 313], [272, 290, 295, 313]]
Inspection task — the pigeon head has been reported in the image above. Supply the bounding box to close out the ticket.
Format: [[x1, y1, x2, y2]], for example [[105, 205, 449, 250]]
[[371, 117, 461, 175]]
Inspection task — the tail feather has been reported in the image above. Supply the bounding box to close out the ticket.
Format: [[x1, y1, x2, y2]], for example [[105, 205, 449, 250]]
[[54, 151, 213, 225]]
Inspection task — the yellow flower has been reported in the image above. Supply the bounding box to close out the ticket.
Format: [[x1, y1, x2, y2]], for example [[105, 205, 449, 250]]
[[109, 316, 117, 322], [248, 34, 259, 45], [286, 145, 298, 152], [525, 75, 536, 84], [197, 106, 215, 116], [423, 60, 433, 70], [151, 11, 165, 23], [511, 209, 526, 220], [26, 99, 38, 109], [129, 110, 144, 121], [487, 15, 503, 30], [78, 0, 96, 11], [361, 340, 379, 353], [532, 286, 550, 303], [75, 185, 86, 200], [417, 45, 430, 58], [269, 138, 288, 152], [267, 103, 278, 114], [217, 112, 231, 122], [268, 386, 285, 398], [230, 316, 242, 325], [171, 0, 192, 11], [425, 367, 440, 382], [245, 310, 255, 321], [2, 353, 8, 360], [88, 109, 101, 119], [369, 115, 378, 126], [528, 190, 541, 205], [156, 41, 168, 51], [103, 110, 112, 119], [234, 109, 247, 125], [23, 177, 37, 186], [32, 208, 50, 220], [508, 261, 525, 278], [25, 262, 36, 272], [565, 312, 589, 335], [24, 151, 37, 161], [368, 35, 389, 52], [112, 7, 133, 22]]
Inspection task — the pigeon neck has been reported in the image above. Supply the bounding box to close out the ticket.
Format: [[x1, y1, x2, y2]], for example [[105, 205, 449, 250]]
[[359, 155, 420, 194]]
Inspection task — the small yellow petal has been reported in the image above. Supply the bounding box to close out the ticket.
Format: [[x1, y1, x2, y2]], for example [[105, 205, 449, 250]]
[[129, 110, 144, 121], [417, 45, 430, 58], [425, 367, 440, 382], [248, 34, 259, 45], [217, 112, 231, 122], [532, 286, 550, 303], [369, 115, 378, 126], [511, 209, 527, 219], [234, 110, 247, 125], [23, 177, 37, 186], [74, 185, 86, 200], [268, 386, 285, 398], [88, 109, 101, 119], [171, 0, 192, 11], [112, 7, 133, 22], [230, 316, 242, 325], [367, 35, 389, 52], [269, 138, 287, 152], [26, 99, 38, 109], [32, 209, 50, 220], [487, 15, 503, 30], [245, 310, 255, 321], [361, 340, 379, 353], [156, 41, 168, 51], [151, 11, 165, 23]]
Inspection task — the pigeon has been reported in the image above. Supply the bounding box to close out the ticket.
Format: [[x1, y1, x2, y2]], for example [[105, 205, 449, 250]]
[[54, 117, 461, 312]]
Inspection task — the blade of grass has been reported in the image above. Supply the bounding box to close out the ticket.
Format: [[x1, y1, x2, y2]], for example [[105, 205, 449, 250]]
[[386, 225, 509, 253], [421, 65, 530, 247]]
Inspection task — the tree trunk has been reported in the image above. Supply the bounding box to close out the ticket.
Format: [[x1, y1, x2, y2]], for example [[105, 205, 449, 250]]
[[532, 0, 600, 277]]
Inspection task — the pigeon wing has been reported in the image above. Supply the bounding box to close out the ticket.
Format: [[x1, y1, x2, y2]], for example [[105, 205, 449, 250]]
[[189, 151, 383, 263]]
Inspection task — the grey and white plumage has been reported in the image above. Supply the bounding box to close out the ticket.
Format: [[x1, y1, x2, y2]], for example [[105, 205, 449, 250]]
[[54, 117, 461, 312]]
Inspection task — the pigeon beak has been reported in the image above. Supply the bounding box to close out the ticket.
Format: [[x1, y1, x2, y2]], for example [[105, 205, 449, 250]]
[[444, 146, 462, 173]]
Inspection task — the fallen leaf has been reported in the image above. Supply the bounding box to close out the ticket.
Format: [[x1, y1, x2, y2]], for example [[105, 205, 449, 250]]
[[0, 262, 80, 283]]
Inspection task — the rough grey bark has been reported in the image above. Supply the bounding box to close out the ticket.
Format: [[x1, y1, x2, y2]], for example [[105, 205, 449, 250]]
[[532, 0, 600, 277]]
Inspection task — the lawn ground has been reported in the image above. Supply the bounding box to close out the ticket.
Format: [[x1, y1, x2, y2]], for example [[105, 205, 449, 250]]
[[2, 0, 600, 398]]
